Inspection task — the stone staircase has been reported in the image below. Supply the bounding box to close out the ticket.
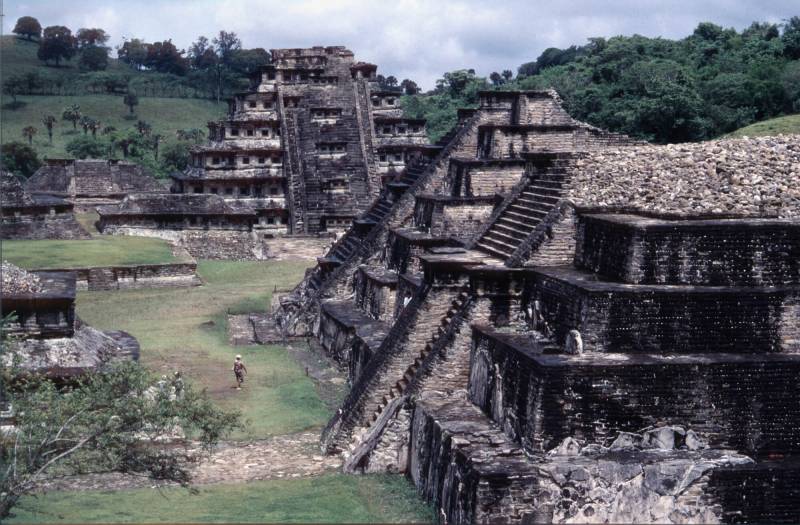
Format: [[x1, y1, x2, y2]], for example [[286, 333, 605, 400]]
[[474, 155, 572, 260], [278, 93, 305, 233]]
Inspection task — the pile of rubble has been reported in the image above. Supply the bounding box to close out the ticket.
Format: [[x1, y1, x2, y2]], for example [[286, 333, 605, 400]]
[[2, 261, 43, 295], [568, 135, 800, 217]]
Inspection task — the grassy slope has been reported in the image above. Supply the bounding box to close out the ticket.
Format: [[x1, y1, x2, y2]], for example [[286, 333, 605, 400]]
[[726, 114, 800, 138], [9, 474, 434, 523], [75, 260, 326, 439], [1, 37, 225, 160]]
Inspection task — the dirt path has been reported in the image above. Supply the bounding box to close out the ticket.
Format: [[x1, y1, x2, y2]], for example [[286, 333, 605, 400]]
[[37, 432, 343, 493]]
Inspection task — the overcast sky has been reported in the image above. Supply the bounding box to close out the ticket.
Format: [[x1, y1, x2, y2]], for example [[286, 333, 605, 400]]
[[3, 0, 798, 89]]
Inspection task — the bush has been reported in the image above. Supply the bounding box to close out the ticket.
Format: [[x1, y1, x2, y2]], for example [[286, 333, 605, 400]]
[[79, 46, 109, 71], [0, 142, 41, 178], [65, 135, 106, 159]]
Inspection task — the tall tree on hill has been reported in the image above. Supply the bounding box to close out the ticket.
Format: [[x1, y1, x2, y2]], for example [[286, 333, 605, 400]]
[[62, 105, 82, 130], [502, 70, 514, 82], [79, 116, 94, 135], [75, 28, 109, 48], [123, 92, 139, 115], [783, 16, 800, 59], [145, 40, 188, 75], [213, 30, 242, 67], [21, 126, 37, 146], [0, 142, 41, 178], [2, 76, 25, 104], [37, 26, 77, 66], [151, 134, 163, 160], [400, 79, 420, 95], [79, 46, 109, 71], [117, 38, 149, 70], [41, 115, 56, 144], [13, 16, 42, 41], [490, 72, 504, 85]]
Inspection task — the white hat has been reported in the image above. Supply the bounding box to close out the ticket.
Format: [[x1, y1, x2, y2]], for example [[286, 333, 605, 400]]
[[235, 355, 242, 359]]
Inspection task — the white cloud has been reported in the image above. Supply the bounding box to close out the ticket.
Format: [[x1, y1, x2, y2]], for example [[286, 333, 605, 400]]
[[3, 0, 798, 89]]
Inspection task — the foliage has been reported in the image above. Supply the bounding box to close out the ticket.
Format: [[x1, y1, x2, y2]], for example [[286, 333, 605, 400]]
[[123, 92, 139, 114], [0, 361, 241, 519], [405, 18, 800, 143], [65, 135, 106, 159], [37, 26, 76, 66], [160, 141, 190, 173], [12, 17, 42, 41], [75, 28, 109, 49], [41, 115, 56, 143], [61, 104, 81, 129], [0, 142, 40, 178], [78, 46, 109, 71], [21, 126, 37, 146]]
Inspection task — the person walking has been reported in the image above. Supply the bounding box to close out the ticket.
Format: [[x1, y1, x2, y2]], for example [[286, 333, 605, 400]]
[[232, 355, 247, 389]]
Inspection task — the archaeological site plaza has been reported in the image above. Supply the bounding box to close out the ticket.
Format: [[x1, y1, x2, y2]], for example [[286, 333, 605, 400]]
[[3, 43, 800, 524]]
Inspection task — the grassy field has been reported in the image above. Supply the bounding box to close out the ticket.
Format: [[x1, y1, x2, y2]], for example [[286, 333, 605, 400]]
[[8, 474, 434, 523], [1, 36, 225, 160], [1, 235, 183, 269], [726, 114, 800, 138], [75, 259, 323, 439]]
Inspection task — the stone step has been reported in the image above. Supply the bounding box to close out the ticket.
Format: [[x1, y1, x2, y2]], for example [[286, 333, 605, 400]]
[[484, 229, 523, 246], [507, 204, 548, 219], [475, 242, 511, 260], [492, 223, 529, 239], [477, 237, 515, 256], [521, 190, 560, 202], [502, 209, 542, 226]]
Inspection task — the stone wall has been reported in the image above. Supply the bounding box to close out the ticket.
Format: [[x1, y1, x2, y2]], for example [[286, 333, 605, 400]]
[[413, 195, 497, 241], [575, 214, 800, 286], [39, 263, 201, 291], [528, 266, 800, 354], [1, 213, 89, 240], [468, 326, 800, 456]]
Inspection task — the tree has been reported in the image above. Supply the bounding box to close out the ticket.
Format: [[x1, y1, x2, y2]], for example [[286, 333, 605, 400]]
[[176, 128, 205, 143], [21, 126, 37, 146], [502, 70, 514, 82], [0, 142, 41, 178], [0, 362, 240, 519], [213, 30, 242, 66], [37, 26, 77, 66], [102, 125, 117, 135], [75, 28, 109, 49], [145, 40, 189, 75], [65, 135, 106, 158], [160, 142, 190, 172], [783, 16, 800, 59], [79, 116, 94, 135], [384, 75, 398, 88], [123, 92, 139, 115], [490, 72, 504, 85], [79, 46, 109, 71], [136, 120, 152, 136], [89, 119, 102, 138], [117, 38, 149, 70], [151, 134, 163, 160], [13, 16, 42, 41], [41, 115, 56, 143], [400, 79, 419, 95], [62, 105, 82, 130], [229, 48, 270, 76], [2, 76, 26, 104]]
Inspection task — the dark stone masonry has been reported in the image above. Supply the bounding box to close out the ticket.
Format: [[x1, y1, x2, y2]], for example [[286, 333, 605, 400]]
[[95, 46, 439, 259], [273, 83, 800, 523]]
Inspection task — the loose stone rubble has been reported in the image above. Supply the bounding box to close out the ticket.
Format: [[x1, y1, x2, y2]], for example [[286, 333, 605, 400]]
[[272, 87, 800, 523], [1, 261, 43, 294], [567, 136, 800, 217]]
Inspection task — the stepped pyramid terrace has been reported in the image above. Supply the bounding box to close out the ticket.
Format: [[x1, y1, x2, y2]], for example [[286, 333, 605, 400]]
[[97, 46, 440, 259], [26, 158, 165, 211], [272, 87, 800, 523], [1, 171, 89, 240]]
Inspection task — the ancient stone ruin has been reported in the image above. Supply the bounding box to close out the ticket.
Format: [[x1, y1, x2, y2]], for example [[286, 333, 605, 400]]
[[26, 158, 164, 211], [97, 46, 439, 260], [1, 261, 139, 378], [1, 171, 89, 240], [274, 89, 800, 523]]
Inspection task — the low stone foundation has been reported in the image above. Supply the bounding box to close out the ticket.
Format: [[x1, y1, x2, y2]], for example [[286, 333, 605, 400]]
[[1, 214, 90, 240], [37, 262, 201, 291], [100, 226, 333, 260]]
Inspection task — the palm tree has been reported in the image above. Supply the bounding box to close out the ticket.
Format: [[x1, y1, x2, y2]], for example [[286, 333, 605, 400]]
[[89, 120, 101, 138], [22, 126, 37, 146], [41, 115, 56, 144], [62, 105, 81, 130]]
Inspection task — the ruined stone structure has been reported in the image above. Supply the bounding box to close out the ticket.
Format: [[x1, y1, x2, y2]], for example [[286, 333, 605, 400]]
[[1, 262, 139, 378], [275, 87, 800, 523], [1, 171, 89, 240], [97, 46, 438, 259], [26, 158, 164, 211]]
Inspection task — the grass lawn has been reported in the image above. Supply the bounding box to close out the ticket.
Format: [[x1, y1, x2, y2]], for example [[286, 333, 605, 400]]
[[75, 260, 322, 439], [1, 236, 183, 269], [726, 114, 800, 138], [8, 474, 434, 523]]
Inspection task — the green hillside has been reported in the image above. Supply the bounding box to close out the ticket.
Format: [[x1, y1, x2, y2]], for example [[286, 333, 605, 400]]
[[726, 114, 800, 138], [1, 36, 225, 171]]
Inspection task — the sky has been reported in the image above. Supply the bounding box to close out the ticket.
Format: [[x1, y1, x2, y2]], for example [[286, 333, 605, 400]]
[[2, 0, 798, 89]]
